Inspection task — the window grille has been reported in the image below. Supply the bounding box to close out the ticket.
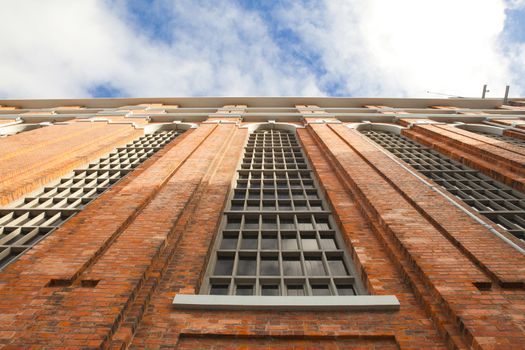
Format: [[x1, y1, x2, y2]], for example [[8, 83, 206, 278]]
[[0, 130, 183, 269], [362, 130, 525, 241], [201, 129, 363, 296]]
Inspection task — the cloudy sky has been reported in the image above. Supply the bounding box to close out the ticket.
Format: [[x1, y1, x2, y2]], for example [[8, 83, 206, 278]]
[[0, 0, 524, 99]]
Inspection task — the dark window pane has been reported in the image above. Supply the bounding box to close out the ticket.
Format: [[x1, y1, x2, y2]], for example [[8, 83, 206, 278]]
[[244, 218, 259, 229], [210, 284, 229, 295], [328, 258, 349, 275], [278, 201, 292, 210], [260, 258, 279, 275], [220, 235, 238, 249], [261, 235, 278, 250], [294, 201, 308, 210], [247, 203, 259, 211], [231, 204, 244, 211], [277, 192, 290, 199], [241, 234, 258, 249], [214, 256, 234, 275], [301, 236, 318, 250], [305, 257, 326, 276], [282, 236, 298, 250], [320, 236, 337, 250], [226, 218, 241, 229], [262, 201, 276, 210], [293, 192, 305, 200], [316, 218, 331, 230], [236, 285, 253, 295], [283, 258, 302, 276], [263, 191, 275, 199], [297, 218, 314, 230], [261, 285, 280, 296], [337, 285, 355, 296], [237, 181, 247, 188], [261, 218, 277, 230], [237, 257, 256, 275], [312, 285, 331, 296], [280, 218, 294, 229], [287, 285, 304, 296]]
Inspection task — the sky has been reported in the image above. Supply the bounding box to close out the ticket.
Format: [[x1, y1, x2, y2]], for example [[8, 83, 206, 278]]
[[0, 0, 524, 99]]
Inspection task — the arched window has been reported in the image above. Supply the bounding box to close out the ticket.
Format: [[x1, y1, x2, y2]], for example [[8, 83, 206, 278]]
[[200, 124, 364, 296], [358, 125, 525, 242], [0, 125, 188, 269]]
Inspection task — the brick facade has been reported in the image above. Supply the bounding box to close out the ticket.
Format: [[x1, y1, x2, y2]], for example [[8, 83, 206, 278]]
[[0, 98, 524, 349]]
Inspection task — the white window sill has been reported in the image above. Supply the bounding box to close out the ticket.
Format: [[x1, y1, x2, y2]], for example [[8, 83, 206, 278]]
[[172, 294, 400, 311]]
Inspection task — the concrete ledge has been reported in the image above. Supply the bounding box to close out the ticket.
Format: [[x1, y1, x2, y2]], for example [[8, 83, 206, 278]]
[[172, 294, 400, 311]]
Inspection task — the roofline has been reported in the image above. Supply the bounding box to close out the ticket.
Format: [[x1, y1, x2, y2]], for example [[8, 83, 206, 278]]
[[0, 96, 522, 109]]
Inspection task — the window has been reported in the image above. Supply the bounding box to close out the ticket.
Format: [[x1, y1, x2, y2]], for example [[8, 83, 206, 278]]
[[0, 130, 184, 269], [362, 130, 525, 241], [201, 128, 363, 296]]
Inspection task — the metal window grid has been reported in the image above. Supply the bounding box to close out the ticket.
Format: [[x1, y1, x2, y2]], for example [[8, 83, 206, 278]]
[[0, 130, 183, 269], [202, 129, 363, 296], [362, 130, 525, 241]]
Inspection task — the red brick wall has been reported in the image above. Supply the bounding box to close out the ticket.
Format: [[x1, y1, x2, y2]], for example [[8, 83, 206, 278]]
[[176, 335, 398, 349], [504, 129, 525, 141], [0, 121, 524, 349]]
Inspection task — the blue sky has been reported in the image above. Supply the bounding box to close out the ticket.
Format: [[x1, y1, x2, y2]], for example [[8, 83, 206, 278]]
[[0, 0, 524, 99]]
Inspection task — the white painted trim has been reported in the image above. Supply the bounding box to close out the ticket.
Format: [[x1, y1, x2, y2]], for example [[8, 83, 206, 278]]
[[240, 122, 304, 134], [143, 122, 197, 134], [351, 123, 406, 135], [0, 123, 45, 135], [172, 294, 400, 311], [453, 123, 505, 135], [0, 96, 513, 109]]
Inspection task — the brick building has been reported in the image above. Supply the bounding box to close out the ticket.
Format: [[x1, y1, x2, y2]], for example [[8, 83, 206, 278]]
[[0, 97, 524, 349]]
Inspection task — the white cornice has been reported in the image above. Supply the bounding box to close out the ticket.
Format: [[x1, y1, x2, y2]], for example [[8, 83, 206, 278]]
[[0, 96, 520, 109]]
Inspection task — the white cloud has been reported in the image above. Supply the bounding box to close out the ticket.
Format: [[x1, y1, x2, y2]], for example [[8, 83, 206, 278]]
[[0, 0, 522, 98], [278, 0, 525, 97], [506, 0, 525, 8], [0, 0, 321, 98]]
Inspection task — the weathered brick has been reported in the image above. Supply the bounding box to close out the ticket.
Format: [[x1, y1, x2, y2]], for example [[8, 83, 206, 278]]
[[0, 110, 524, 350]]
